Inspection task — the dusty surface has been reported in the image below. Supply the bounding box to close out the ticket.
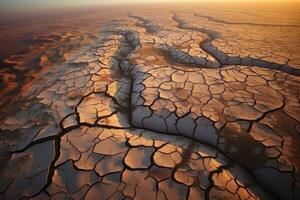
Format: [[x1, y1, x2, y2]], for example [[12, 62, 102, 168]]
[[0, 3, 300, 200]]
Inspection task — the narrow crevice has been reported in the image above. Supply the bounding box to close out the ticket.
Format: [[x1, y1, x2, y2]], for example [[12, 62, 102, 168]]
[[172, 12, 300, 76], [194, 13, 300, 28], [128, 14, 163, 33]]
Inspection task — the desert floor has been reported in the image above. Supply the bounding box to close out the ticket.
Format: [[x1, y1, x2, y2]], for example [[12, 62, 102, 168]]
[[0, 3, 300, 200]]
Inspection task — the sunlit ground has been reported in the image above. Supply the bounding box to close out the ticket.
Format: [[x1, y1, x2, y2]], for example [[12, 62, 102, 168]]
[[0, 1, 300, 200]]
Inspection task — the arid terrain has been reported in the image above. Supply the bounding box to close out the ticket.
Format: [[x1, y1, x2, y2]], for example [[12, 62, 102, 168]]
[[0, 2, 300, 200]]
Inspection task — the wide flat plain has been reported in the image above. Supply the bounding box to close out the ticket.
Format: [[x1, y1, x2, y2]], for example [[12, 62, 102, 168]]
[[0, 2, 300, 200]]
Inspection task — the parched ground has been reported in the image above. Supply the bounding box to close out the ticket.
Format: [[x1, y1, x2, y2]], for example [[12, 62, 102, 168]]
[[0, 3, 300, 200]]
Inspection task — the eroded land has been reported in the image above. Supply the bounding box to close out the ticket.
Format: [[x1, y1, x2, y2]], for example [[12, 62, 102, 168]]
[[0, 3, 300, 200]]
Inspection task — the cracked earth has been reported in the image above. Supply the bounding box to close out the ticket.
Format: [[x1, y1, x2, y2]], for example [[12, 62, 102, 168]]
[[0, 5, 300, 200]]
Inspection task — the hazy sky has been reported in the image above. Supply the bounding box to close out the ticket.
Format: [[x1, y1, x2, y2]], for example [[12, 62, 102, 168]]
[[1, 0, 299, 11]]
